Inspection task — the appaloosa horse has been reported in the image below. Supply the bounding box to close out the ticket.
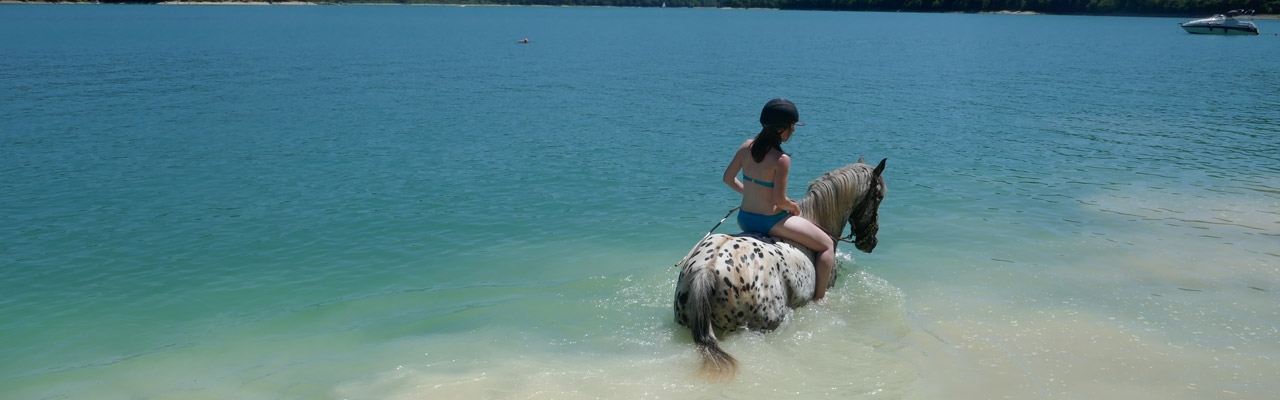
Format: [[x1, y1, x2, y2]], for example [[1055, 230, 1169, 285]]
[[673, 158, 886, 381]]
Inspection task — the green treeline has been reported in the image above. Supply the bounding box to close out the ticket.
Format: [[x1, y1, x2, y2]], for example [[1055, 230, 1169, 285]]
[[76, 0, 1280, 15], [343, 0, 1275, 14]]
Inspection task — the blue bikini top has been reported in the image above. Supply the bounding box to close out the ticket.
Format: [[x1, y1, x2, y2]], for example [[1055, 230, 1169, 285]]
[[743, 173, 775, 188]]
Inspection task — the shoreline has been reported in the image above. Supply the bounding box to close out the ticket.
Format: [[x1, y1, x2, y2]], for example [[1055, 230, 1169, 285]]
[[0, 0, 1276, 19]]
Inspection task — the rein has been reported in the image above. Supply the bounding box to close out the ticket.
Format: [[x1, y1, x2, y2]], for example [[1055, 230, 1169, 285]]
[[818, 224, 858, 246], [673, 207, 740, 267], [674, 206, 857, 268]]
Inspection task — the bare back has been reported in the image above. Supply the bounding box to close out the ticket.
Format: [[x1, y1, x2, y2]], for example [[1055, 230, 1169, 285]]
[[724, 139, 790, 216]]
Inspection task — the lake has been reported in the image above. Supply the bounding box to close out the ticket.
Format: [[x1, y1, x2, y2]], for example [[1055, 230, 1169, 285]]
[[1, 5, 1278, 399]]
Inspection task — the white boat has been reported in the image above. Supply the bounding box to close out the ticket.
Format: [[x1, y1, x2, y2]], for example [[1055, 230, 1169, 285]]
[[1180, 10, 1260, 36]]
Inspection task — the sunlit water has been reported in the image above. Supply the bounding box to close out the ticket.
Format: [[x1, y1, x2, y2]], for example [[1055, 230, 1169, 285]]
[[1, 5, 1277, 399]]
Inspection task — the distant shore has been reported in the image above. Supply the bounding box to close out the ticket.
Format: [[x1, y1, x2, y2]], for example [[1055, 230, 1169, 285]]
[[1, 0, 1277, 19], [979, 10, 1278, 19], [157, 1, 313, 4]]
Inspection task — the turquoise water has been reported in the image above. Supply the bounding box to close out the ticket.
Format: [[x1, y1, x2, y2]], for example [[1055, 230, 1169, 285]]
[[2, 5, 1278, 399]]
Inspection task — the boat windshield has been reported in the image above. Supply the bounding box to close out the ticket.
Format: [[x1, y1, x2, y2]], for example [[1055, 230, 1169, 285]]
[[1225, 9, 1255, 17]]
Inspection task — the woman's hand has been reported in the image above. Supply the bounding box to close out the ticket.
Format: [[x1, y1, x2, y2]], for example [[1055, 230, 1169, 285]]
[[786, 199, 801, 216]]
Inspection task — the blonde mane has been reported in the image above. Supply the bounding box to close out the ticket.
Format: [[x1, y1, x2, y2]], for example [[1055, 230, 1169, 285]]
[[798, 163, 880, 238]]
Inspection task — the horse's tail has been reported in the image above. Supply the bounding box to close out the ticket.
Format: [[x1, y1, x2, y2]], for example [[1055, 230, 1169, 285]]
[[686, 265, 738, 381]]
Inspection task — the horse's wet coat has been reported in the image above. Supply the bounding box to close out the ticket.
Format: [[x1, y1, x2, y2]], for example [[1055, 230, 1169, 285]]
[[673, 232, 827, 332]]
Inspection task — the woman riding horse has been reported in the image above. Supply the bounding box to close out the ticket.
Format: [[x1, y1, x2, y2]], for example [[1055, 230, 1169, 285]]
[[675, 99, 887, 380], [722, 98, 836, 301]]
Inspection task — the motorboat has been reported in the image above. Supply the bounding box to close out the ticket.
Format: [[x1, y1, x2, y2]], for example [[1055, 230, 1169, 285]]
[[1181, 9, 1260, 35]]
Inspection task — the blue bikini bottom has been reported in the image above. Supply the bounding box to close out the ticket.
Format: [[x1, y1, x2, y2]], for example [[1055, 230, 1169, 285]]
[[737, 209, 788, 234]]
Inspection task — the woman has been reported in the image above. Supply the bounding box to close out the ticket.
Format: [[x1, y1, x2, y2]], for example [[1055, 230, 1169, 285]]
[[721, 98, 836, 301]]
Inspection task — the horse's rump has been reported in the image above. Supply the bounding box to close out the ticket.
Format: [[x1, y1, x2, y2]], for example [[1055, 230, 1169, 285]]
[[674, 233, 814, 333]]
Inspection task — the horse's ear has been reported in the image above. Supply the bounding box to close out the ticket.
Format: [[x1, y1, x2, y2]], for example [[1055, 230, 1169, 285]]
[[873, 158, 886, 177], [858, 157, 866, 164]]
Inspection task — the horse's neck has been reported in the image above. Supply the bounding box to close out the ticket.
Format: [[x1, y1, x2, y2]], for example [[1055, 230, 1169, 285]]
[[798, 196, 850, 242], [797, 165, 871, 242]]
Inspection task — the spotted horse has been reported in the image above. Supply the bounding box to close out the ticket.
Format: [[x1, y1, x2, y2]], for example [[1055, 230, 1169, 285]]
[[673, 158, 887, 381]]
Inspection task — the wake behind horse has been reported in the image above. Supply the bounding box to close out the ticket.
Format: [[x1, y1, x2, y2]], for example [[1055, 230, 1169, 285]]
[[673, 158, 886, 381]]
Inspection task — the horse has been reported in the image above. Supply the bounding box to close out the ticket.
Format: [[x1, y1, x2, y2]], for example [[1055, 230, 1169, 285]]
[[672, 158, 887, 381]]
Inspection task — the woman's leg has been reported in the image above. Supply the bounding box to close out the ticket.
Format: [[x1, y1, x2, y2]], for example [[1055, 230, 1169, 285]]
[[770, 216, 835, 301]]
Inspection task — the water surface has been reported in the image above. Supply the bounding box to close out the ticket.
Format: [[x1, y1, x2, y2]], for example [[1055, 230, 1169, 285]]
[[2, 6, 1278, 399]]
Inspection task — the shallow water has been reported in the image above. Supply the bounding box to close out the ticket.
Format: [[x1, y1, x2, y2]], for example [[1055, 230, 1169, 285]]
[[1, 5, 1278, 399]]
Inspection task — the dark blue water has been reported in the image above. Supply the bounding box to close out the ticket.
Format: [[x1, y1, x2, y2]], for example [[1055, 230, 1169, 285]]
[[2, 5, 1278, 398]]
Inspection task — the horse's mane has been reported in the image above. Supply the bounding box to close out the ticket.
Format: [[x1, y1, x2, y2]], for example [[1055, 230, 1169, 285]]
[[798, 163, 879, 237]]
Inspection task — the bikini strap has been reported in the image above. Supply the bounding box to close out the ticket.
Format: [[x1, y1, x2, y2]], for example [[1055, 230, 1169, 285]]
[[743, 173, 775, 188]]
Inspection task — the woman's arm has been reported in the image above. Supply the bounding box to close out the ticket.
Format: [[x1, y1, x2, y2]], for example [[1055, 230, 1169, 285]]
[[772, 154, 801, 215], [722, 140, 750, 195]]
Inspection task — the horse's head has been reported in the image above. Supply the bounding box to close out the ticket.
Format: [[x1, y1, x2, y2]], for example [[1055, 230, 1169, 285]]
[[848, 158, 886, 253], [801, 158, 888, 254]]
